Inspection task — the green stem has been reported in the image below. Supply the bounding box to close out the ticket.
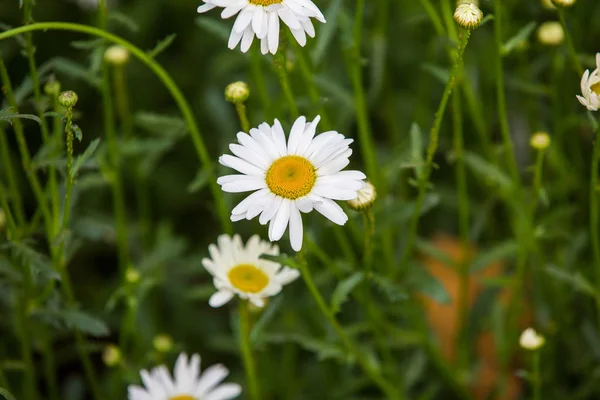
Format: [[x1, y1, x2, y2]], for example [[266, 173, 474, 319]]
[[249, 48, 270, 113], [17, 298, 37, 400], [239, 302, 261, 400], [531, 149, 546, 214], [98, 0, 108, 29], [235, 103, 251, 133], [452, 89, 470, 371], [274, 52, 299, 118], [0, 22, 232, 233], [62, 105, 75, 231], [417, 0, 445, 36], [591, 126, 600, 326], [0, 127, 25, 225], [558, 9, 583, 76], [298, 257, 403, 400], [395, 30, 472, 278], [43, 338, 60, 400], [533, 350, 542, 400], [362, 208, 375, 272], [0, 184, 17, 235]]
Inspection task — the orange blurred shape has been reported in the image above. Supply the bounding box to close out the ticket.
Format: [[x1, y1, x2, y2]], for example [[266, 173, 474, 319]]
[[419, 234, 523, 400]]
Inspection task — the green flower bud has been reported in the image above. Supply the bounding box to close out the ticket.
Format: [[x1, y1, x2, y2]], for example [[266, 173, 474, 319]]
[[58, 91, 78, 108]]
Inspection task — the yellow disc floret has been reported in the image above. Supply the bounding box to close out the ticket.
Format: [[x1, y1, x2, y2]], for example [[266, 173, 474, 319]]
[[170, 396, 195, 400], [592, 82, 600, 96], [266, 156, 316, 200], [248, 0, 283, 5], [228, 264, 269, 293]]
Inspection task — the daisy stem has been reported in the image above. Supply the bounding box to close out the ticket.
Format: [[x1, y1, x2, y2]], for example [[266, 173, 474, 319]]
[[239, 301, 261, 400], [98, 0, 108, 29], [395, 30, 472, 279], [0, 129, 24, 227], [530, 148, 547, 215], [61, 102, 75, 233], [349, 0, 379, 186], [274, 52, 299, 119], [235, 102, 251, 133], [0, 22, 233, 234], [417, 0, 444, 36], [0, 183, 17, 235], [298, 259, 403, 400], [533, 350, 542, 400], [557, 9, 583, 76], [250, 48, 270, 113], [362, 208, 375, 272], [590, 119, 600, 327]]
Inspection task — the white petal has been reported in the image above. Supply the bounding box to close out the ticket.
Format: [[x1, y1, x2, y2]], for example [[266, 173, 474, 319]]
[[259, 195, 283, 225], [252, 7, 265, 38], [271, 119, 288, 156], [277, 7, 302, 30], [296, 115, 320, 156], [233, 6, 254, 33], [317, 154, 350, 175], [289, 28, 306, 46], [287, 116, 306, 154], [128, 385, 153, 400], [240, 26, 256, 53], [268, 11, 280, 55], [295, 195, 315, 213], [312, 196, 348, 225], [222, 180, 267, 193], [231, 188, 270, 215], [195, 365, 229, 397], [219, 154, 265, 176], [270, 198, 291, 241], [288, 202, 303, 251], [311, 186, 357, 200], [228, 28, 245, 50], [221, 2, 245, 18], [275, 267, 300, 285], [209, 290, 235, 307], [197, 3, 217, 13]]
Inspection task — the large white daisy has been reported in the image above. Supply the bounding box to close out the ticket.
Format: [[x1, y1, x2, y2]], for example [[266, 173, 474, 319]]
[[202, 234, 300, 307], [128, 352, 241, 400], [576, 53, 600, 111], [217, 116, 366, 251], [196, 0, 325, 55]]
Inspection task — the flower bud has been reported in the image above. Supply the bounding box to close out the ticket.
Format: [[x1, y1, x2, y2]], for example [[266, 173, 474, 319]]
[[453, 3, 483, 30], [457, 0, 478, 5], [537, 21, 564, 46], [348, 181, 377, 211], [541, 0, 556, 9], [58, 91, 78, 108], [153, 334, 174, 353], [519, 328, 545, 350], [44, 81, 61, 97], [225, 81, 250, 104], [102, 344, 122, 367], [530, 131, 551, 150], [551, 0, 576, 7], [125, 267, 141, 284], [104, 45, 130, 66]]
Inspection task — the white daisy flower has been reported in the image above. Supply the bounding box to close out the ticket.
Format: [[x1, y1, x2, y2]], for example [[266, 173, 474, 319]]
[[202, 234, 300, 307], [196, 0, 326, 55], [128, 352, 241, 400], [217, 115, 366, 251], [576, 53, 600, 111]]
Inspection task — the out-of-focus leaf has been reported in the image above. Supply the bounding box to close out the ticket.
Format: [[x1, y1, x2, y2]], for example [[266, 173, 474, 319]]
[[261, 332, 351, 363], [370, 273, 408, 303], [331, 272, 364, 314], [375, 193, 440, 233], [409, 122, 425, 180], [545, 265, 597, 298], [410, 266, 451, 304], [250, 294, 284, 343], [470, 240, 518, 272], [195, 17, 230, 42], [72, 124, 83, 142], [109, 11, 140, 32], [464, 151, 512, 190], [2, 241, 60, 281], [0, 108, 41, 125], [260, 254, 300, 269], [134, 112, 187, 137], [147, 34, 177, 58], [0, 388, 16, 400], [73, 138, 101, 177], [70, 38, 104, 50], [53, 309, 110, 337], [188, 169, 211, 193], [48, 57, 101, 88], [421, 63, 449, 85], [311, 0, 343, 65], [501, 22, 536, 56]]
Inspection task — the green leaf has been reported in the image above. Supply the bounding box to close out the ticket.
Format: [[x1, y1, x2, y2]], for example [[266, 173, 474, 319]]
[[470, 240, 518, 272], [0, 388, 17, 400], [72, 124, 83, 142], [187, 169, 211, 193], [57, 309, 110, 337], [2, 241, 60, 281], [262, 332, 350, 363], [147, 34, 177, 58], [501, 22, 536, 56], [47, 57, 101, 88], [311, 0, 343, 65], [70, 38, 104, 50], [545, 265, 597, 298], [331, 272, 364, 314], [73, 138, 101, 178], [370, 273, 408, 302], [250, 295, 284, 343], [410, 267, 451, 304], [421, 63, 449, 85], [195, 17, 231, 43], [109, 11, 140, 33], [0, 108, 42, 125], [134, 112, 187, 137], [409, 122, 425, 180], [464, 151, 512, 190]]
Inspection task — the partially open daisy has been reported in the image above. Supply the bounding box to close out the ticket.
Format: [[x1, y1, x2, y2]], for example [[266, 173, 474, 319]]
[[196, 0, 325, 55], [217, 116, 366, 251], [577, 53, 600, 111], [203, 234, 300, 307], [128, 352, 241, 400]]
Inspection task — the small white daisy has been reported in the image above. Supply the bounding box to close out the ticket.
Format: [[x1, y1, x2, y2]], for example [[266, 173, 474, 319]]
[[128, 352, 242, 400], [196, 0, 325, 55], [217, 116, 366, 251], [576, 53, 600, 111], [203, 234, 300, 307]]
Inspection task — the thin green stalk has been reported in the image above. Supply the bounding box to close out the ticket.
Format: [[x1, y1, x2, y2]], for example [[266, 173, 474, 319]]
[[102, 62, 130, 273], [61, 101, 75, 231], [591, 124, 600, 324], [43, 338, 60, 400], [298, 256, 403, 400], [249, 48, 270, 113], [348, 0, 379, 185], [0, 128, 25, 226], [0, 22, 232, 233], [531, 148, 547, 214], [557, 9, 583, 76], [362, 209, 375, 272], [395, 30, 472, 278], [17, 298, 37, 400], [440, 0, 459, 42], [274, 52, 299, 118], [417, 0, 445, 36], [235, 103, 251, 133], [0, 184, 17, 236], [98, 0, 108, 29], [452, 89, 470, 371], [533, 350, 542, 400], [239, 302, 261, 400]]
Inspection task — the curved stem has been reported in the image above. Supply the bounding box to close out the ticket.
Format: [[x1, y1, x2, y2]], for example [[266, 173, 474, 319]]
[[298, 257, 402, 400], [235, 103, 251, 133], [395, 30, 472, 278], [0, 22, 232, 233], [239, 302, 261, 400]]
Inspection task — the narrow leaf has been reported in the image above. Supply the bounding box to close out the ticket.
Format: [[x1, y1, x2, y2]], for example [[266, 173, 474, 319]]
[[331, 272, 364, 314], [73, 138, 101, 177], [147, 34, 177, 58]]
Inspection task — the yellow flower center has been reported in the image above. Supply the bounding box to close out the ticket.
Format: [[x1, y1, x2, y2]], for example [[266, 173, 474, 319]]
[[266, 156, 316, 200], [248, 0, 283, 5], [228, 264, 269, 293], [170, 396, 195, 400], [592, 82, 600, 96]]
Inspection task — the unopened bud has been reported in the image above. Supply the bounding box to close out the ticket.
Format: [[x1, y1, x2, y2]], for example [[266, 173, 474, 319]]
[[541, 0, 556, 9], [551, 0, 576, 7], [104, 45, 130, 66], [102, 344, 122, 367], [454, 3, 483, 30], [153, 334, 174, 353], [457, 0, 479, 6], [537, 21, 564, 46], [58, 91, 78, 108], [125, 267, 141, 284], [44, 81, 61, 97], [225, 81, 250, 104], [530, 132, 551, 150], [519, 328, 545, 350], [348, 181, 377, 211]]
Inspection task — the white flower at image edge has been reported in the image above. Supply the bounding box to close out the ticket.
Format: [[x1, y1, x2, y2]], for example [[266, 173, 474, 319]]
[[203, 234, 300, 307], [217, 115, 366, 251], [197, 0, 325, 55], [576, 53, 600, 111], [128, 353, 241, 400]]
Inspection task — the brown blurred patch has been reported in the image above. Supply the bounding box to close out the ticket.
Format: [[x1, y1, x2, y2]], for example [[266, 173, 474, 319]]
[[419, 234, 525, 400]]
